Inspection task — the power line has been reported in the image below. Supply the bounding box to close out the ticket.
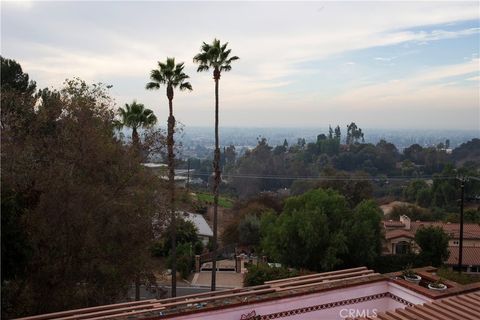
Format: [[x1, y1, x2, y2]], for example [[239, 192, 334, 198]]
[[176, 172, 460, 182]]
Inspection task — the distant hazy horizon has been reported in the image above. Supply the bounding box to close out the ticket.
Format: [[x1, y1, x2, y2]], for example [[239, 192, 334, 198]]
[[119, 125, 479, 152], [2, 1, 479, 130]]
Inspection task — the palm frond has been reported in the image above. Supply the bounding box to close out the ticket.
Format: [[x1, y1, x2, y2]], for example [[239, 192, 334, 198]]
[[220, 65, 232, 72], [196, 64, 210, 72], [117, 100, 157, 130], [146, 82, 160, 90], [179, 82, 193, 91], [194, 38, 239, 74]]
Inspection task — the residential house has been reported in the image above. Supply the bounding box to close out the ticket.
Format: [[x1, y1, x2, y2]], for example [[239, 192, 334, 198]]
[[383, 215, 480, 273]]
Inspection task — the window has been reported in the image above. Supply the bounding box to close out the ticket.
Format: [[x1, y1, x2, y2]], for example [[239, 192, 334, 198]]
[[395, 241, 410, 255], [470, 266, 480, 273]]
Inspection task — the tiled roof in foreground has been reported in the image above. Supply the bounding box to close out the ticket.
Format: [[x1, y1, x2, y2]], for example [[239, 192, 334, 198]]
[[354, 291, 480, 320], [16, 267, 380, 320]]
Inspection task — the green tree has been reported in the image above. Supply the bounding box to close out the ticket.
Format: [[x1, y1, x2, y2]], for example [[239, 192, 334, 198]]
[[146, 57, 192, 297], [404, 180, 429, 203], [194, 39, 239, 291], [1, 56, 37, 134], [403, 144, 425, 165], [415, 226, 450, 267], [116, 100, 157, 146], [346, 122, 364, 145], [238, 215, 261, 246], [416, 188, 432, 208], [334, 125, 341, 140], [2, 75, 162, 318], [0, 56, 36, 94], [153, 218, 203, 257], [261, 189, 350, 271], [1, 57, 36, 286], [345, 200, 383, 267]]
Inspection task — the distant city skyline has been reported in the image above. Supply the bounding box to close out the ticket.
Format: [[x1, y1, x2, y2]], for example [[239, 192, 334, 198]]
[[1, 1, 479, 130]]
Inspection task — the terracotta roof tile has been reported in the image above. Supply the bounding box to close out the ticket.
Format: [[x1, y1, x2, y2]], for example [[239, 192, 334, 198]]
[[356, 291, 480, 320], [384, 229, 414, 240], [384, 221, 406, 228], [15, 267, 381, 320], [447, 246, 480, 266], [410, 221, 480, 239]]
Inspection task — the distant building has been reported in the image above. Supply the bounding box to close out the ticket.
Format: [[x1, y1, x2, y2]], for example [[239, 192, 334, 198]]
[[142, 163, 194, 188], [181, 211, 213, 246], [383, 215, 480, 273]]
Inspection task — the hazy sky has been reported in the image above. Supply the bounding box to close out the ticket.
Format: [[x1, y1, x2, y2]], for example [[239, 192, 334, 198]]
[[1, 1, 479, 130]]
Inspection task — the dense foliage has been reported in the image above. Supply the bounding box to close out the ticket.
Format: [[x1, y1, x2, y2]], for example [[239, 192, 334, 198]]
[[1, 57, 165, 318], [415, 226, 450, 267], [204, 123, 480, 208], [151, 218, 203, 257], [260, 189, 383, 272], [243, 263, 299, 286]]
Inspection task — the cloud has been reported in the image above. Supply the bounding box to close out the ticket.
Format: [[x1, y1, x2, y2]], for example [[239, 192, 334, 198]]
[[2, 0, 34, 9], [1, 1, 479, 129], [375, 57, 396, 62], [466, 75, 480, 82], [330, 59, 479, 110]]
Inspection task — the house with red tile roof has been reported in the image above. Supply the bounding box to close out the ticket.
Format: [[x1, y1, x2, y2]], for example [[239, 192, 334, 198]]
[[383, 215, 480, 273]]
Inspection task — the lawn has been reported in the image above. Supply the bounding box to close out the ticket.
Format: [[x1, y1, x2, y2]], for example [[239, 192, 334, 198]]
[[196, 192, 234, 209]]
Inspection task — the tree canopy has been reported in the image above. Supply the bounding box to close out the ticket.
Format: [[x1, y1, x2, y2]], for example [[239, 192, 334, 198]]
[[415, 226, 450, 267], [1, 58, 165, 318], [260, 189, 383, 272], [116, 100, 157, 145]]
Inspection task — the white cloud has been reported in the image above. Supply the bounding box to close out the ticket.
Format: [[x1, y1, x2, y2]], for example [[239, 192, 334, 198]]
[[466, 75, 480, 82], [330, 59, 479, 110], [1, 1, 479, 129], [375, 57, 396, 62], [2, 0, 34, 9]]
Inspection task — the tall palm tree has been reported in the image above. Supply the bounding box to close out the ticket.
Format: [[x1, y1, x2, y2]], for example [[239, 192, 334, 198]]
[[117, 100, 157, 146], [146, 57, 192, 297], [193, 39, 239, 291]]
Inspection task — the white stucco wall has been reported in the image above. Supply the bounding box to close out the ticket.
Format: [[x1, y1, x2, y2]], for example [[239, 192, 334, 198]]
[[171, 280, 429, 320]]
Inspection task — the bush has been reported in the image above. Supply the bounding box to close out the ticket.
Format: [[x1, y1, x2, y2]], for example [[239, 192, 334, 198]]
[[389, 204, 433, 221], [150, 240, 167, 257], [372, 253, 421, 274], [415, 226, 449, 267], [244, 263, 298, 286], [238, 215, 261, 246], [167, 243, 194, 279]]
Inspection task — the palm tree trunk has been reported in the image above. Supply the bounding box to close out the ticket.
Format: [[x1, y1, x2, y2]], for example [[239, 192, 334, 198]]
[[132, 127, 139, 147], [211, 76, 220, 292], [167, 97, 177, 297]]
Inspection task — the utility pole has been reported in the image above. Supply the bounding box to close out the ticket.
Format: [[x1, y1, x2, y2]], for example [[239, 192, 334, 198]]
[[458, 177, 465, 272]]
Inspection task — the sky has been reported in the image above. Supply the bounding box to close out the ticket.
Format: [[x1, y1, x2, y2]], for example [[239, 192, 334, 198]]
[[1, 1, 479, 130]]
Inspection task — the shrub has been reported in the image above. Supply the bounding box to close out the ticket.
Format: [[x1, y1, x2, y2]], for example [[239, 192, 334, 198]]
[[167, 243, 194, 279], [244, 263, 298, 286], [372, 253, 421, 274]]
